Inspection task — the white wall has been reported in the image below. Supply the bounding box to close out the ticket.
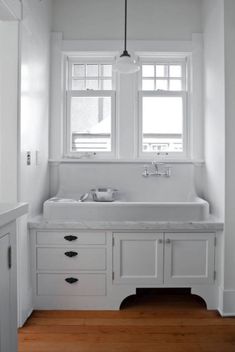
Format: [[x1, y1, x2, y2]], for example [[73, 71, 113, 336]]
[[224, 0, 235, 296], [0, 21, 19, 203], [202, 0, 225, 220], [18, 0, 51, 326], [52, 0, 202, 40]]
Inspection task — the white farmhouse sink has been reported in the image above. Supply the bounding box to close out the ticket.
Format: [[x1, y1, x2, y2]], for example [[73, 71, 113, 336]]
[[43, 197, 209, 222]]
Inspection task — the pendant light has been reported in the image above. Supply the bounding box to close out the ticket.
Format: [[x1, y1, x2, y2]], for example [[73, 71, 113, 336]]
[[113, 0, 140, 74]]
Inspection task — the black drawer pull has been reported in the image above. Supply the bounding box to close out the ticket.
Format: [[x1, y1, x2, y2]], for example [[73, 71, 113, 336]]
[[64, 235, 78, 242], [64, 251, 78, 258], [65, 277, 78, 284]]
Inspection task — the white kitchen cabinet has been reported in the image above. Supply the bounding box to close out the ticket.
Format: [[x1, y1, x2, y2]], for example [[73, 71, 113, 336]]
[[113, 232, 215, 286], [164, 233, 215, 285], [113, 233, 164, 285], [30, 227, 218, 311], [0, 222, 17, 352]]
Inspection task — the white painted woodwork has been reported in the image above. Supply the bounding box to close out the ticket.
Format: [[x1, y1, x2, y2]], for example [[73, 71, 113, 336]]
[[37, 231, 106, 245], [0, 234, 10, 352], [113, 233, 164, 285], [31, 228, 218, 311], [37, 273, 106, 296], [37, 247, 106, 271], [164, 233, 215, 285], [0, 222, 17, 352], [0, 0, 21, 20]]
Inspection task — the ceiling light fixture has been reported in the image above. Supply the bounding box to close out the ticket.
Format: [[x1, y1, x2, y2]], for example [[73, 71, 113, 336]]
[[113, 0, 140, 74]]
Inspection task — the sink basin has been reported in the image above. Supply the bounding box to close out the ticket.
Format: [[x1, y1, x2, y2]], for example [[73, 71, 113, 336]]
[[43, 197, 209, 222]]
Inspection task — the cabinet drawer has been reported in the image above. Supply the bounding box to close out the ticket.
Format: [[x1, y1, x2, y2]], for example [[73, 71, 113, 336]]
[[36, 231, 106, 245], [37, 247, 106, 271], [37, 273, 106, 296]]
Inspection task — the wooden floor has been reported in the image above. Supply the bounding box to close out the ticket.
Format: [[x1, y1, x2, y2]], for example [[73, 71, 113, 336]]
[[18, 289, 235, 352]]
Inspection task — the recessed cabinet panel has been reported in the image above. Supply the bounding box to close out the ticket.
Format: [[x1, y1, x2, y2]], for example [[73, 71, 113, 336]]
[[0, 234, 10, 352], [37, 247, 106, 271], [164, 233, 215, 285], [36, 231, 106, 245], [37, 273, 106, 296], [113, 233, 164, 285]]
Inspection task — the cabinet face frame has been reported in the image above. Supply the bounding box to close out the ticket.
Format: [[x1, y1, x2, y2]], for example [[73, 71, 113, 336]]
[[0, 222, 17, 352], [113, 232, 164, 285], [164, 232, 215, 285]]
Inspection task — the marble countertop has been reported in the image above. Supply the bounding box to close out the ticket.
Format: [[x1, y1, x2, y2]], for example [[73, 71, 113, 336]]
[[0, 203, 28, 228], [28, 215, 224, 231]]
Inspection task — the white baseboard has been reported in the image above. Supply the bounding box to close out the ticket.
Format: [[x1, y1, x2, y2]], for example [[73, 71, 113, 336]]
[[18, 307, 33, 328], [217, 287, 235, 316]]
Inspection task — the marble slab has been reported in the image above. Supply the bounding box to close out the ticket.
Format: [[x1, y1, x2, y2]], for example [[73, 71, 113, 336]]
[[28, 215, 224, 232], [0, 203, 28, 228]]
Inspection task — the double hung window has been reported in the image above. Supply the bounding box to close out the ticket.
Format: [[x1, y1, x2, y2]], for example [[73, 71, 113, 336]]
[[65, 57, 115, 157], [139, 58, 188, 158]]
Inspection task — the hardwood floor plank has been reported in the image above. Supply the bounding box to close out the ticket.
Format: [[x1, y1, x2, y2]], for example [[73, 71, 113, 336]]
[[18, 293, 235, 352]]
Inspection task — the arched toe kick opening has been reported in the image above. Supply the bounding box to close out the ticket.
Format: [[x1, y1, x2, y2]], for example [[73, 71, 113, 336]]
[[117, 287, 218, 310]]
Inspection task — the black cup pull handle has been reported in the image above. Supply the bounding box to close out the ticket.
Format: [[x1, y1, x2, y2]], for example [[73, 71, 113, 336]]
[[64, 235, 78, 242], [65, 277, 78, 284], [64, 251, 78, 258]]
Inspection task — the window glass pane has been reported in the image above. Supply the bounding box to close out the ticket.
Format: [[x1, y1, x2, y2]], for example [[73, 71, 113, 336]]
[[86, 64, 99, 77], [102, 65, 112, 77], [86, 80, 99, 90], [156, 65, 166, 77], [102, 79, 112, 90], [142, 65, 154, 77], [169, 79, 182, 91], [72, 79, 85, 90], [70, 96, 112, 152], [73, 64, 85, 77], [142, 96, 183, 152], [156, 80, 168, 90], [169, 65, 182, 77], [142, 79, 154, 90]]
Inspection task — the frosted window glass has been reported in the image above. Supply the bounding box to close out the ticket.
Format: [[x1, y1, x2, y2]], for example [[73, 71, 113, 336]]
[[169, 65, 182, 77], [102, 65, 112, 77], [156, 80, 168, 90], [73, 64, 85, 77], [169, 80, 182, 91], [156, 65, 166, 77], [142, 65, 154, 77], [72, 79, 85, 90], [142, 79, 154, 90], [86, 64, 99, 77]]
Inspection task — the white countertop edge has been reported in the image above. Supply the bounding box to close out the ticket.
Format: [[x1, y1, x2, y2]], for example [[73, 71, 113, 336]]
[[0, 203, 28, 228], [28, 215, 224, 231]]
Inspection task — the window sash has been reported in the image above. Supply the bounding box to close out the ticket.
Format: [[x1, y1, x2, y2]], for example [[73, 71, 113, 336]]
[[138, 91, 188, 158], [65, 90, 116, 158], [139, 57, 187, 92], [67, 57, 115, 91]]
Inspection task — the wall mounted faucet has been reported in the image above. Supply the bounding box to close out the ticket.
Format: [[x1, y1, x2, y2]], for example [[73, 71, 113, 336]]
[[142, 162, 171, 178]]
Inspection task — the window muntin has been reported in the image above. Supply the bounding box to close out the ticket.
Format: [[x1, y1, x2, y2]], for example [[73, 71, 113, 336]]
[[141, 63, 186, 91], [139, 58, 187, 157], [71, 63, 113, 91], [65, 58, 115, 156]]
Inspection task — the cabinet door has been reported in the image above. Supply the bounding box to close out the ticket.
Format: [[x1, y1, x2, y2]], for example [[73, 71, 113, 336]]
[[0, 233, 10, 352], [164, 233, 215, 285], [113, 233, 164, 285]]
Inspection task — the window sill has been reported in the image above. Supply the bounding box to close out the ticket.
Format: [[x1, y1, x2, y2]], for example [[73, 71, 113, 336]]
[[48, 158, 205, 165]]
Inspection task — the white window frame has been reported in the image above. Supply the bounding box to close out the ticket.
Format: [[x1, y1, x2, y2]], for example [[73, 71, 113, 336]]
[[64, 55, 116, 159], [138, 56, 190, 160]]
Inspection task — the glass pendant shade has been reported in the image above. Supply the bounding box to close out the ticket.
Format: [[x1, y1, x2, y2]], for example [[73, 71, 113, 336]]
[[114, 0, 140, 74], [113, 53, 140, 74]]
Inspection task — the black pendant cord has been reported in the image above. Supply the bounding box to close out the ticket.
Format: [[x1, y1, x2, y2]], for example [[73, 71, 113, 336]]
[[121, 0, 130, 57]]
